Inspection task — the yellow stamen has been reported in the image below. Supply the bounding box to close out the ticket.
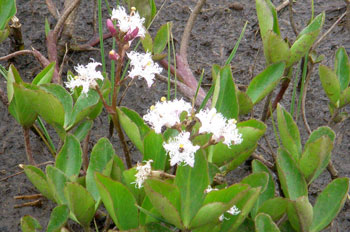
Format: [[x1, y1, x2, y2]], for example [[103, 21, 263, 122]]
[[146, 61, 152, 66], [131, 7, 136, 15], [74, 75, 79, 80], [179, 144, 184, 148], [150, 105, 155, 110], [160, 96, 166, 102]]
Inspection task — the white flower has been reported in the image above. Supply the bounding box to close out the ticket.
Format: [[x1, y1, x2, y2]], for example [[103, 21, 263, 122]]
[[219, 205, 241, 221], [195, 108, 243, 146], [133, 160, 153, 188], [65, 60, 104, 94], [163, 131, 200, 167], [111, 6, 146, 38], [127, 51, 162, 87], [204, 185, 219, 193], [143, 97, 192, 133]]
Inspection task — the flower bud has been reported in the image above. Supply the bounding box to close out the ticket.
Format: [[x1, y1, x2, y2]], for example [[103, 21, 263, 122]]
[[106, 19, 117, 36], [124, 27, 139, 42], [109, 50, 119, 61]]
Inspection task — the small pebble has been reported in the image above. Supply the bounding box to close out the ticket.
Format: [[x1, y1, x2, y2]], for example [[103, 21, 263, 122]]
[[229, 2, 244, 11]]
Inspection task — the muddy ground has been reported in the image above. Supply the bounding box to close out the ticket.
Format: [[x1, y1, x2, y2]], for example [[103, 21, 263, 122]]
[[0, 0, 349, 231]]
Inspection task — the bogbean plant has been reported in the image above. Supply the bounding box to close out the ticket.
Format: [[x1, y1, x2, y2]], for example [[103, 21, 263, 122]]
[[2, 0, 347, 231]]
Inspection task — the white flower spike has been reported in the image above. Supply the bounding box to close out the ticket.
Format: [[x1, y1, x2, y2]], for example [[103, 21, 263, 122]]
[[133, 160, 153, 189], [163, 131, 200, 167], [111, 6, 146, 38], [65, 60, 104, 95], [143, 97, 192, 133], [127, 51, 162, 87], [195, 108, 243, 146]]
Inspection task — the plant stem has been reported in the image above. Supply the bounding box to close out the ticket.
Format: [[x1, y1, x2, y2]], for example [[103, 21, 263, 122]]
[[23, 127, 35, 165], [96, 87, 132, 168], [82, 130, 91, 173]]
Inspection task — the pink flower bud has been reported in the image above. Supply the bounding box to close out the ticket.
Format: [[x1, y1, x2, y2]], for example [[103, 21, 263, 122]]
[[109, 50, 119, 61], [106, 19, 117, 36], [124, 27, 139, 42]]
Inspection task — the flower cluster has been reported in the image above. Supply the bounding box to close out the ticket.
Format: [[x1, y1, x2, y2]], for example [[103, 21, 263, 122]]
[[133, 160, 153, 188], [196, 108, 243, 146], [127, 51, 163, 88], [142, 98, 243, 168], [65, 60, 104, 94], [143, 97, 192, 133], [163, 131, 200, 167], [111, 6, 146, 39]]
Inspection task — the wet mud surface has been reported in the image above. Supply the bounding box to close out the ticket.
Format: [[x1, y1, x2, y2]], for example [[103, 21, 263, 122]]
[[0, 0, 349, 231]]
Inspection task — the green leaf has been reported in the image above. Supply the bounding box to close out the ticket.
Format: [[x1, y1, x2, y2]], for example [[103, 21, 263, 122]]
[[276, 148, 308, 200], [149, 0, 157, 19], [20, 216, 41, 232], [220, 187, 261, 232], [175, 150, 209, 227], [64, 182, 95, 228], [339, 87, 350, 107], [95, 173, 139, 230], [212, 65, 239, 119], [299, 127, 335, 183], [257, 197, 288, 221], [23, 84, 65, 127], [23, 165, 54, 201], [55, 134, 82, 177], [335, 47, 350, 91], [0, 0, 16, 30], [190, 202, 231, 229], [44, 17, 50, 37], [191, 184, 251, 228], [277, 104, 302, 161], [46, 165, 68, 205], [255, 213, 281, 232], [143, 131, 167, 170], [287, 196, 313, 232], [289, 12, 325, 66], [246, 62, 285, 105], [310, 178, 349, 232], [86, 138, 115, 205], [237, 89, 253, 115], [144, 179, 183, 229], [141, 31, 153, 52], [117, 107, 151, 153], [212, 119, 266, 169], [11, 83, 38, 127], [39, 84, 73, 127], [319, 65, 341, 106], [241, 172, 269, 193], [110, 155, 126, 182], [153, 22, 171, 54], [251, 160, 275, 218], [69, 90, 100, 128], [73, 120, 93, 142], [255, 0, 280, 41], [32, 62, 55, 85], [263, 31, 290, 65], [46, 205, 69, 232]]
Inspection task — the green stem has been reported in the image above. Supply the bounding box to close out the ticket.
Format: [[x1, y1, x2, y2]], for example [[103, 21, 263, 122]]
[[97, 0, 106, 73]]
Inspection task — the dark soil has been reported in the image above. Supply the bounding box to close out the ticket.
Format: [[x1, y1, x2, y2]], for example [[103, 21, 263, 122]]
[[0, 0, 349, 231]]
